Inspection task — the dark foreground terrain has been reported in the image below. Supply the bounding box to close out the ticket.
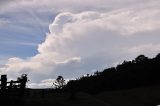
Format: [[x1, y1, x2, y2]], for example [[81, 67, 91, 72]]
[[1, 54, 160, 106], [2, 85, 160, 106]]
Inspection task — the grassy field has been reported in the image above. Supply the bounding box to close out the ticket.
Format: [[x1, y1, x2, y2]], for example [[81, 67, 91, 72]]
[[9, 85, 160, 106], [23, 91, 109, 106], [95, 85, 160, 106]]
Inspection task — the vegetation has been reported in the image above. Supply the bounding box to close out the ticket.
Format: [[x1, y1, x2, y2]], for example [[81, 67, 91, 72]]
[[64, 53, 160, 94], [53, 76, 66, 89], [1, 53, 160, 106]]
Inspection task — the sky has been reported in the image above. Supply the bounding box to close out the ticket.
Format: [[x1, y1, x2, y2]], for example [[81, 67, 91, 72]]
[[0, 0, 160, 88]]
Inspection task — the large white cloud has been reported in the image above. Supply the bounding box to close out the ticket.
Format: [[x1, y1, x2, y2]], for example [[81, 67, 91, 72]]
[[0, 0, 160, 88]]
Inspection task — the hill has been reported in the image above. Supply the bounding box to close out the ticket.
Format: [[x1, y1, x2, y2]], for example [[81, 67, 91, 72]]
[[1, 53, 160, 106], [65, 53, 160, 94], [95, 85, 160, 106]]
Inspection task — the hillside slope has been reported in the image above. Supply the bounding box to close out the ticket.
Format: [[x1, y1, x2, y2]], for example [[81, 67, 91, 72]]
[[23, 91, 110, 106], [95, 85, 160, 106], [3, 85, 160, 106], [65, 54, 160, 94]]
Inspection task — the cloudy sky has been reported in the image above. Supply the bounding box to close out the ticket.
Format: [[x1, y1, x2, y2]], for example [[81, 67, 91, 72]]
[[0, 0, 160, 88]]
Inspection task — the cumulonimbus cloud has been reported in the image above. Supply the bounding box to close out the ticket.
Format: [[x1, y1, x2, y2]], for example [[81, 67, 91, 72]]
[[1, 2, 160, 88]]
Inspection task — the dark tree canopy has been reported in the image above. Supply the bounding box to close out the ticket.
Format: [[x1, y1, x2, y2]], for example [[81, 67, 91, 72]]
[[53, 76, 66, 89], [135, 54, 148, 63], [64, 53, 160, 94], [155, 53, 160, 59]]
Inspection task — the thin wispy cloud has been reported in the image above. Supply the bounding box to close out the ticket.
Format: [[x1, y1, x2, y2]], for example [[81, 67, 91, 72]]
[[0, 18, 10, 27]]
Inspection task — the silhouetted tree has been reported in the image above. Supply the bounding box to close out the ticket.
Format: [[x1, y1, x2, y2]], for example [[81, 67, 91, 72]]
[[155, 53, 160, 59], [135, 54, 148, 63], [53, 76, 66, 89], [17, 74, 28, 89]]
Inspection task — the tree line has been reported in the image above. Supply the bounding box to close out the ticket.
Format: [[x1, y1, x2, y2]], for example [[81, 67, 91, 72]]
[[63, 53, 160, 94]]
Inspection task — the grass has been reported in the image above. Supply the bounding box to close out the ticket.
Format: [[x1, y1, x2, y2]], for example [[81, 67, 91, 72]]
[[4, 85, 160, 106], [95, 85, 160, 106]]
